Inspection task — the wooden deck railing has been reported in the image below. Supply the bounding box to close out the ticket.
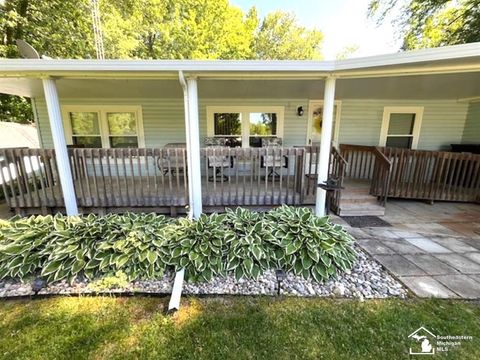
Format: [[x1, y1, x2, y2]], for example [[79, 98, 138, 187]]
[[0, 148, 61, 210], [339, 144, 480, 204], [340, 144, 392, 205], [381, 147, 480, 202], [201, 147, 306, 206], [0, 147, 333, 214]]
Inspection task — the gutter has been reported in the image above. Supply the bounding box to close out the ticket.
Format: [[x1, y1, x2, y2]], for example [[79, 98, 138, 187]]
[[0, 42, 480, 73]]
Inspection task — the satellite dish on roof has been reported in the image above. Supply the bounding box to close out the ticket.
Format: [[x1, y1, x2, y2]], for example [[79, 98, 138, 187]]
[[16, 39, 40, 59]]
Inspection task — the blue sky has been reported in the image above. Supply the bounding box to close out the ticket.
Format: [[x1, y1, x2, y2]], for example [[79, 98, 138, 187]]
[[230, 0, 402, 59]]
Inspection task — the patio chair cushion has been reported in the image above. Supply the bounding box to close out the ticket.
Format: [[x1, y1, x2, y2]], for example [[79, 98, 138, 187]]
[[206, 146, 231, 168], [261, 137, 282, 147], [205, 137, 227, 146]]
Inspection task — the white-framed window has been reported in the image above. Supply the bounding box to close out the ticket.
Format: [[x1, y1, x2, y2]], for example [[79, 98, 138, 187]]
[[380, 106, 423, 149], [206, 106, 284, 148], [62, 105, 145, 148]]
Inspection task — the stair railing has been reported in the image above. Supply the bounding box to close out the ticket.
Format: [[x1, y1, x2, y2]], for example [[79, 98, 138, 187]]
[[371, 146, 392, 206], [328, 146, 348, 212], [339, 144, 392, 206]]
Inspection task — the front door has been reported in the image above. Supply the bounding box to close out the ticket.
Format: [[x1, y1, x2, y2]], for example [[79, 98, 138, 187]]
[[306, 101, 340, 146]]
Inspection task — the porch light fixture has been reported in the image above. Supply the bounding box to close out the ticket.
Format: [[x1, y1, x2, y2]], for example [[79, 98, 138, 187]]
[[275, 269, 286, 295], [297, 106, 304, 117]]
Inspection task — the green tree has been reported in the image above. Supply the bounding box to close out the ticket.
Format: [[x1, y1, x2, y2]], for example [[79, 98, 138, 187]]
[[0, 94, 33, 123], [369, 0, 480, 49], [0, 0, 324, 123], [252, 11, 323, 60]]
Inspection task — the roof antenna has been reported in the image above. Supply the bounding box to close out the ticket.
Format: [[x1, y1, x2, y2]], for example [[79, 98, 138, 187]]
[[16, 39, 52, 59], [90, 0, 105, 59]]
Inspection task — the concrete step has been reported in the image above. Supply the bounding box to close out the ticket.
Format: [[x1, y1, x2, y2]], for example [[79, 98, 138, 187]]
[[338, 203, 386, 216], [339, 196, 379, 205], [340, 191, 376, 199], [341, 187, 371, 195]]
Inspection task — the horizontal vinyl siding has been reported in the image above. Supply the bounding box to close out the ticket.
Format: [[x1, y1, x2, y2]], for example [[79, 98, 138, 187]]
[[35, 97, 310, 148], [338, 100, 469, 151], [34, 96, 469, 152], [463, 102, 480, 143], [35, 97, 186, 149]]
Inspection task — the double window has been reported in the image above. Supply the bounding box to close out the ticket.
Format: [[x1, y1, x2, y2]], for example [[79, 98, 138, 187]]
[[380, 107, 423, 149], [62, 106, 144, 148], [207, 106, 284, 147]]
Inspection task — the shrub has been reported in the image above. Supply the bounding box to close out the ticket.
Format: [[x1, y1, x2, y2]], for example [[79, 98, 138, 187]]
[[0, 207, 356, 285]]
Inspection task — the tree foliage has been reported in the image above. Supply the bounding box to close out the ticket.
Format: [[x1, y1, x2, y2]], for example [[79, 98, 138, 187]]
[[0, 0, 324, 123], [252, 11, 323, 60], [1, 0, 323, 60], [369, 0, 480, 49]]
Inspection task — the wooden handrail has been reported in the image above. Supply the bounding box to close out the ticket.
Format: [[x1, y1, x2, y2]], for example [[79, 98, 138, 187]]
[[372, 146, 392, 206], [339, 144, 391, 205], [329, 146, 347, 212]]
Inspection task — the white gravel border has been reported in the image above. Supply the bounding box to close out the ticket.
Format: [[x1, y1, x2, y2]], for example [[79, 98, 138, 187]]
[[0, 247, 407, 299]]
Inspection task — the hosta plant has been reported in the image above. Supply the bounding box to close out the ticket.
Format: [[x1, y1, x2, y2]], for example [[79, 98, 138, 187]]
[[88, 213, 171, 281], [266, 205, 357, 282], [167, 213, 228, 282], [223, 208, 277, 280], [0, 206, 357, 285], [0, 215, 55, 280]]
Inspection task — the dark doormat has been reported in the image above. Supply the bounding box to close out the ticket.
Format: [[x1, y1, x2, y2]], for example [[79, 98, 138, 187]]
[[342, 216, 392, 228]]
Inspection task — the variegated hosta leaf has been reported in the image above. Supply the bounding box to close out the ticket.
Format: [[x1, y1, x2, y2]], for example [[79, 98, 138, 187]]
[[0, 207, 356, 285]]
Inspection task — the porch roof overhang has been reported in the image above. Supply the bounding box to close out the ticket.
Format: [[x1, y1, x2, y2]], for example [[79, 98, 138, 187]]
[[0, 42, 480, 99]]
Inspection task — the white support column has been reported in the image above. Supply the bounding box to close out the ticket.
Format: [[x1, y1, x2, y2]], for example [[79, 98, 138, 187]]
[[186, 77, 203, 218], [315, 77, 336, 217], [169, 74, 202, 313], [178, 71, 194, 219], [42, 78, 78, 216]]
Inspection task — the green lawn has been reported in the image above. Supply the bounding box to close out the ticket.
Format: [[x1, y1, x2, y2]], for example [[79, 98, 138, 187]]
[[0, 297, 478, 359]]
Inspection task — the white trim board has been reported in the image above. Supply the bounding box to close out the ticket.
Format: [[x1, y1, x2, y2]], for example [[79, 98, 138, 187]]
[[379, 106, 424, 149], [61, 105, 145, 148]]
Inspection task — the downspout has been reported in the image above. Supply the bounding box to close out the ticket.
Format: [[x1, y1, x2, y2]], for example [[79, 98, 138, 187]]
[[168, 71, 191, 312]]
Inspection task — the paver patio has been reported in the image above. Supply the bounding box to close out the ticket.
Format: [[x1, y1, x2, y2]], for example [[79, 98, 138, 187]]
[[339, 200, 480, 299]]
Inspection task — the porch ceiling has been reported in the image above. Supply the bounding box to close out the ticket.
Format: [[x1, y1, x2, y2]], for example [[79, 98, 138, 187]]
[[1, 71, 480, 100], [0, 42, 480, 100]]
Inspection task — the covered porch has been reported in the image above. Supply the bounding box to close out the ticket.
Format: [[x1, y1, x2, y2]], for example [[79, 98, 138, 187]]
[[0, 43, 480, 217]]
